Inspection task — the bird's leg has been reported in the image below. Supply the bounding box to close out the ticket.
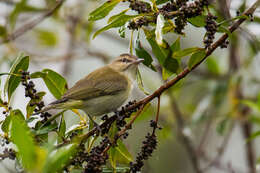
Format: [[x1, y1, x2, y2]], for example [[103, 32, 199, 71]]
[[87, 114, 101, 135], [72, 109, 87, 126]]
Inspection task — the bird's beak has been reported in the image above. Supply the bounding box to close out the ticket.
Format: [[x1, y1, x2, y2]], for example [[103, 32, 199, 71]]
[[133, 58, 144, 64]]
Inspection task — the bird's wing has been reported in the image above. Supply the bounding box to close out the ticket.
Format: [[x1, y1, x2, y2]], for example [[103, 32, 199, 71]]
[[62, 66, 129, 101]]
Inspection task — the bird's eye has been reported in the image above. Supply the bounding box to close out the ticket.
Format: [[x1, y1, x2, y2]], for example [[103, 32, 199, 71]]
[[122, 58, 131, 63]]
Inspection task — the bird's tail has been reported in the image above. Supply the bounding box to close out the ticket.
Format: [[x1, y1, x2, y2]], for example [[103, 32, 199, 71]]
[[33, 98, 68, 115]]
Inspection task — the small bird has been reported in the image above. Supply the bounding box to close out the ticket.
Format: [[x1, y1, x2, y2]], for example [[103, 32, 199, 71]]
[[41, 53, 143, 127]]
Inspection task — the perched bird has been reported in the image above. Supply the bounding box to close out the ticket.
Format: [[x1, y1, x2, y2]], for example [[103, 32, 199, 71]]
[[41, 53, 143, 127]]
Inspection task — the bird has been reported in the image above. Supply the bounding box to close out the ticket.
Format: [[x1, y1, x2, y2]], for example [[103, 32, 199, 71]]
[[40, 53, 143, 128]]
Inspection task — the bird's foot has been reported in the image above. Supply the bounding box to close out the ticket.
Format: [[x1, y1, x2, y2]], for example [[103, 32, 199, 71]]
[[93, 121, 102, 136]]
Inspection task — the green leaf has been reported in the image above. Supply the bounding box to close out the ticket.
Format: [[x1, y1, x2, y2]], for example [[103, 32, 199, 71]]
[[187, 15, 206, 27], [26, 91, 46, 118], [35, 122, 57, 135], [93, 15, 138, 39], [162, 68, 173, 80], [109, 147, 117, 169], [144, 29, 170, 65], [115, 140, 133, 162], [205, 57, 220, 75], [1, 115, 11, 133], [43, 143, 78, 173], [118, 25, 126, 38], [173, 47, 202, 58], [89, 0, 121, 21], [136, 69, 149, 95], [155, 14, 165, 46], [217, 25, 232, 37], [4, 54, 29, 100], [108, 9, 129, 23], [58, 115, 66, 143], [188, 49, 206, 70], [135, 34, 156, 71], [31, 69, 67, 99], [162, 20, 176, 34], [170, 37, 181, 53], [11, 110, 36, 170], [35, 29, 58, 46], [163, 57, 179, 73]]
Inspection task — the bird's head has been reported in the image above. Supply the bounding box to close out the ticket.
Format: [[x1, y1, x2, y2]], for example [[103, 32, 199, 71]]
[[109, 54, 144, 73]]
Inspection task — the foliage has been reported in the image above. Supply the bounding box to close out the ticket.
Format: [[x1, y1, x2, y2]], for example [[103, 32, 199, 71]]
[[0, 0, 259, 173]]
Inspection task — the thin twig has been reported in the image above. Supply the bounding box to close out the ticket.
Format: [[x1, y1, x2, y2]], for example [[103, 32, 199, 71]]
[[202, 122, 235, 172], [56, 0, 260, 150], [0, 0, 64, 44], [169, 94, 202, 173]]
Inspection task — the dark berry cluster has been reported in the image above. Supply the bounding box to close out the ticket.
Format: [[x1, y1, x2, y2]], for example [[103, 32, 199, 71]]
[[1, 101, 10, 115], [129, 0, 152, 13], [83, 137, 110, 173], [20, 70, 51, 122], [204, 13, 218, 49], [128, 17, 151, 30], [115, 100, 140, 131], [220, 40, 229, 49], [129, 132, 157, 173], [159, 0, 209, 34], [129, 120, 159, 173], [20, 70, 44, 112]]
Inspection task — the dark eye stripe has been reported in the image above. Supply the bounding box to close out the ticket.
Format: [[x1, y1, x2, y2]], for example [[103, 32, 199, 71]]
[[122, 58, 132, 63]]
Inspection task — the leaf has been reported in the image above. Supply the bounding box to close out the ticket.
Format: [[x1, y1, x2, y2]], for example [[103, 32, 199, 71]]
[[135, 34, 156, 71], [188, 49, 206, 70], [173, 47, 202, 58], [118, 25, 126, 38], [144, 29, 170, 65], [4, 54, 29, 100], [58, 115, 66, 143], [162, 20, 175, 34], [170, 37, 181, 53], [163, 57, 179, 73], [31, 69, 67, 99], [109, 147, 117, 169], [43, 143, 78, 173], [93, 15, 138, 39], [108, 9, 129, 23], [162, 68, 173, 80], [205, 57, 220, 75], [136, 69, 149, 95], [34, 29, 58, 46], [89, 0, 121, 21], [187, 15, 206, 27], [217, 25, 232, 37], [26, 91, 46, 118], [11, 110, 36, 170], [102, 167, 130, 173], [155, 14, 165, 46], [35, 122, 58, 135], [115, 140, 133, 162], [1, 115, 11, 133]]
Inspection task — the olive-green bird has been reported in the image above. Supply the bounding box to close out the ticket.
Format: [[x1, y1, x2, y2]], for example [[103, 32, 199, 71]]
[[41, 53, 143, 126]]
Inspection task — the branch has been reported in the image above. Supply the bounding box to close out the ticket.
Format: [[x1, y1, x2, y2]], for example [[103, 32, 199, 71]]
[[0, 0, 64, 44], [56, 0, 260, 150], [126, 0, 260, 115]]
